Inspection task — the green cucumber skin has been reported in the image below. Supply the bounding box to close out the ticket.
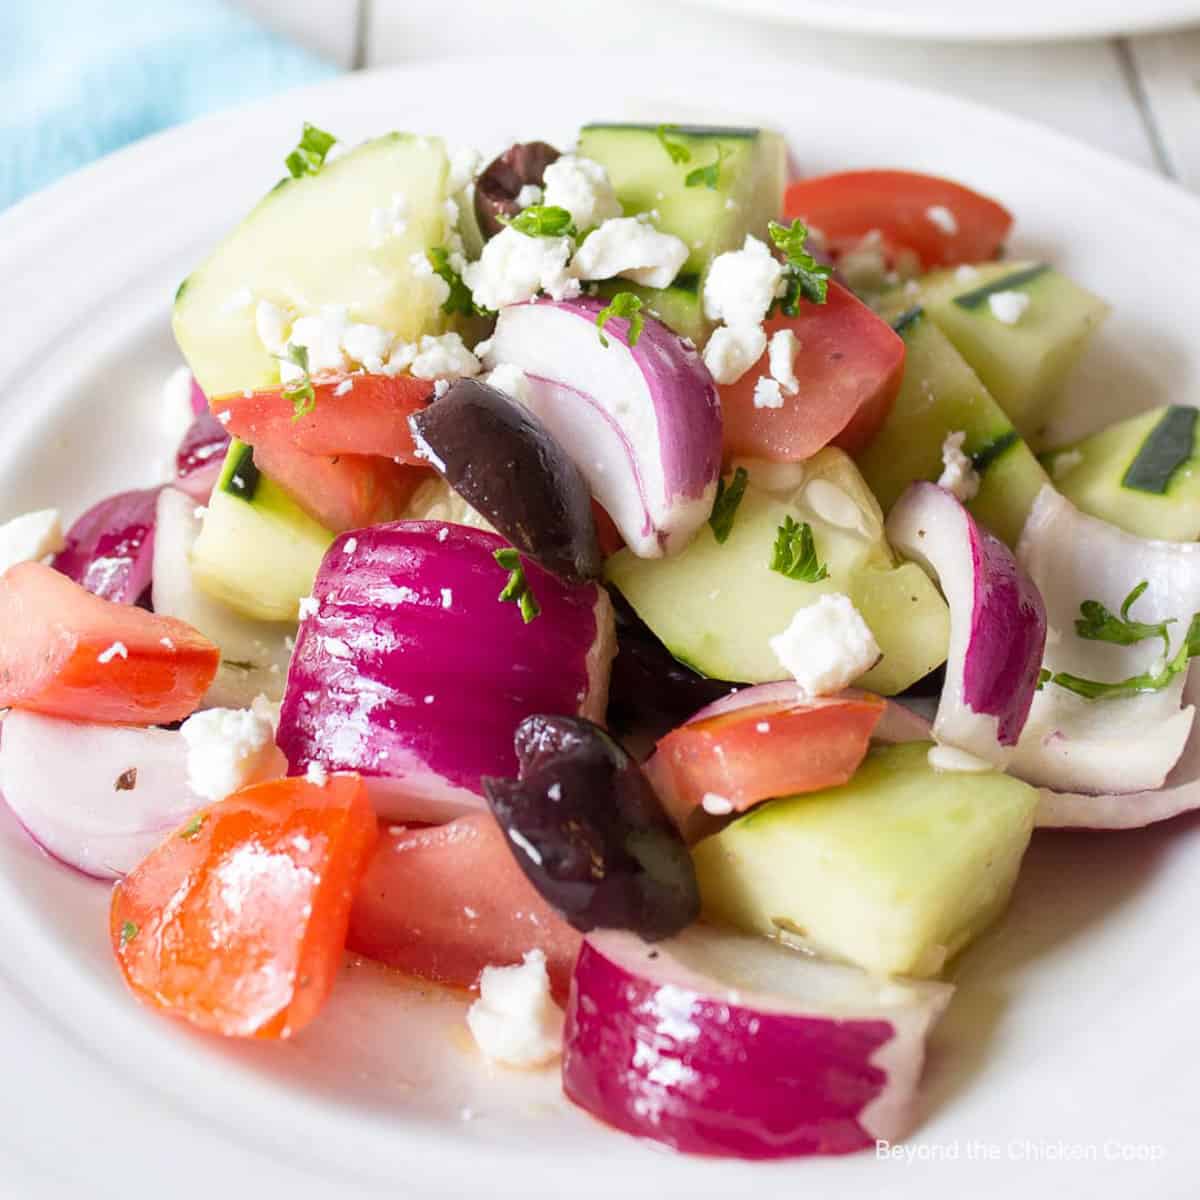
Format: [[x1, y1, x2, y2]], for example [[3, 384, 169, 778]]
[[1122, 406, 1199, 495], [580, 123, 760, 140], [971, 430, 1021, 474], [953, 263, 1051, 309], [221, 441, 261, 502], [891, 306, 925, 338]]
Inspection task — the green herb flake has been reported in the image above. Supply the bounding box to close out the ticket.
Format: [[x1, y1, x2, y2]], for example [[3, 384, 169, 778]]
[[685, 143, 731, 191], [278, 343, 317, 420], [180, 814, 206, 841], [427, 246, 491, 318], [1075, 580, 1175, 660], [284, 123, 338, 179], [655, 123, 691, 165], [768, 218, 832, 311], [708, 467, 749, 544], [119, 920, 140, 948], [494, 548, 541, 623], [507, 204, 577, 240], [769, 516, 829, 583], [595, 292, 645, 348], [1036, 668, 1052, 691]]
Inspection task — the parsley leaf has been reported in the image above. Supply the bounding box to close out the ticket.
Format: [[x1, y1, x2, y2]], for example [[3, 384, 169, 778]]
[[507, 204, 577, 239], [768, 218, 832, 311], [494, 548, 541, 623], [285, 123, 337, 178], [427, 246, 491, 318], [769, 516, 829, 582], [119, 920, 139, 948], [685, 143, 731, 190], [655, 123, 691, 165], [1036, 668, 1052, 691], [180, 814, 206, 841], [278, 343, 316, 420], [596, 292, 645, 348], [1075, 580, 1174, 660], [708, 467, 749, 544]]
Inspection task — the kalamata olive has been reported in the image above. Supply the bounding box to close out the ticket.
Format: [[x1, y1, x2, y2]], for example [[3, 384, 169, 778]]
[[474, 141, 561, 239], [606, 592, 739, 739], [483, 715, 700, 941], [408, 378, 601, 581]]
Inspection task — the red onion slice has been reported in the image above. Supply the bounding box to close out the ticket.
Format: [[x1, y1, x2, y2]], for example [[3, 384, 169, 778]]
[[174, 410, 231, 501], [563, 926, 952, 1159], [51, 487, 161, 605]]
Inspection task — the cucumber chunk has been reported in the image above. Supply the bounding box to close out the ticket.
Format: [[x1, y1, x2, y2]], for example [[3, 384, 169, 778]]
[[594, 273, 706, 346], [604, 450, 949, 695], [576, 124, 786, 341], [1043, 405, 1200, 541], [856, 306, 1048, 547], [191, 441, 334, 621], [692, 741, 1038, 978], [174, 134, 454, 398], [909, 261, 1109, 446]]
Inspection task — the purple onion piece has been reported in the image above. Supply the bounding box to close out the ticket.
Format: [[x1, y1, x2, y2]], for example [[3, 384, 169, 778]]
[[175, 410, 231, 499], [51, 487, 161, 605], [189, 375, 209, 417]]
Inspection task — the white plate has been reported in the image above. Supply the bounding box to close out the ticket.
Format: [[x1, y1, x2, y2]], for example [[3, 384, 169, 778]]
[[677, 0, 1200, 41], [2, 57, 1200, 1200]]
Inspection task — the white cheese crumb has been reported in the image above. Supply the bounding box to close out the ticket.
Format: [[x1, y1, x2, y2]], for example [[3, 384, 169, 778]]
[[409, 333, 481, 381], [333, 378, 354, 397], [160, 637, 175, 651], [433, 379, 450, 398], [925, 205, 959, 236], [515, 183, 543, 208], [769, 595, 880, 697], [298, 595, 320, 620], [342, 537, 358, 555], [97, 641, 129, 664], [463, 226, 579, 310], [447, 146, 482, 193], [323, 636, 352, 659], [368, 192, 408, 248], [703, 234, 783, 328], [1051, 448, 1084, 480], [180, 705, 279, 802], [767, 328, 800, 395], [485, 362, 531, 406], [570, 216, 688, 290], [954, 264, 980, 284], [753, 376, 785, 410], [441, 587, 453, 609], [424, 694, 435, 705], [547, 782, 563, 801], [254, 299, 291, 356], [305, 761, 330, 788], [466, 949, 563, 1068], [701, 792, 734, 816], [928, 743, 993, 773], [436, 526, 450, 543], [541, 155, 622, 231], [0, 509, 65, 573], [937, 430, 981, 502], [341, 322, 395, 373], [215, 410, 232, 425], [987, 290, 1031, 325], [702, 324, 766, 386], [756, 721, 771, 733]]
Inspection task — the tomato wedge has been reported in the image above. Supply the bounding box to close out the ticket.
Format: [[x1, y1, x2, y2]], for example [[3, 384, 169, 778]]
[[647, 693, 885, 838], [0, 562, 218, 724], [211, 373, 434, 464], [111, 774, 377, 1039], [784, 170, 1013, 270], [348, 814, 581, 1002], [719, 284, 905, 462]]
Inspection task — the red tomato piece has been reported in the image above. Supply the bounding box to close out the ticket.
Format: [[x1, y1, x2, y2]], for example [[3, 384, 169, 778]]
[[719, 285, 905, 462], [211, 373, 434, 464], [648, 693, 885, 838], [784, 170, 1013, 270], [591, 500, 624, 559], [0, 562, 218, 724], [249, 439, 427, 533], [111, 774, 377, 1039], [348, 814, 581, 1002]]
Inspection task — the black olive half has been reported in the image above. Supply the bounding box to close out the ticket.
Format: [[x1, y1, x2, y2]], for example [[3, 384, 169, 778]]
[[474, 141, 561, 239]]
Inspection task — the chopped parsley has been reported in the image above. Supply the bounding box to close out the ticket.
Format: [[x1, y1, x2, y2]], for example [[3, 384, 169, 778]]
[[427, 246, 491, 317], [685, 143, 731, 190], [708, 467, 749, 544], [494, 548, 541, 623], [278, 343, 317, 420], [1036, 668, 1052, 691], [180, 814, 206, 841], [769, 516, 829, 582], [595, 292, 645, 348], [507, 204, 577, 239], [285, 123, 337, 178], [655, 124, 691, 165], [768, 218, 832, 311], [1075, 580, 1174, 660], [119, 920, 139, 948]]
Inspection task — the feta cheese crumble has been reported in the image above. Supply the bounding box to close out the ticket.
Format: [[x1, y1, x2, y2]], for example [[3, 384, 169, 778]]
[[570, 216, 688, 290], [937, 430, 981, 502], [298, 595, 320, 620], [447, 146, 482, 193], [466, 949, 563, 1068], [408, 333, 481, 381], [987, 290, 1031, 325], [1051, 448, 1084, 480], [925, 205, 959, 236], [753, 376, 785, 410], [0, 509, 65, 573], [703, 235, 783, 329], [485, 362, 531, 406], [541, 155, 622, 232], [305, 761, 330, 787], [462, 226, 579, 310], [767, 329, 800, 395], [180, 705, 280, 802], [441, 587, 453, 609], [701, 792, 734, 816], [368, 192, 408, 248], [255, 299, 291, 356], [954, 264, 980, 284], [702, 324, 766, 386], [769, 595, 880, 697], [928, 744, 993, 773], [515, 183, 543, 209], [97, 641, 128, 664]]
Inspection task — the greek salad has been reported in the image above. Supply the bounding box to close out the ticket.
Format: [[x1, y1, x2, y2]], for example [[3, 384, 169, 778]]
[[2, 120, 1199, 1160]]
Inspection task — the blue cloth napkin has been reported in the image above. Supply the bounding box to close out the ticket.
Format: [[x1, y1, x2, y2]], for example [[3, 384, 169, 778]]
[[2, 0, 338, 210]]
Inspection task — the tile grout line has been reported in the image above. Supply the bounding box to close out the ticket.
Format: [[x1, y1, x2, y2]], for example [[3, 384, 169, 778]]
[[352, 0, 371, 71], [1114, 36, 1175, 179]]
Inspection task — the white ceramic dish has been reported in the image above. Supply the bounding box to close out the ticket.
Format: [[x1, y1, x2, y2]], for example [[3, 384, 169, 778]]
[[676, 0, 1200, 41], [2, 57, 1199, 1200]]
